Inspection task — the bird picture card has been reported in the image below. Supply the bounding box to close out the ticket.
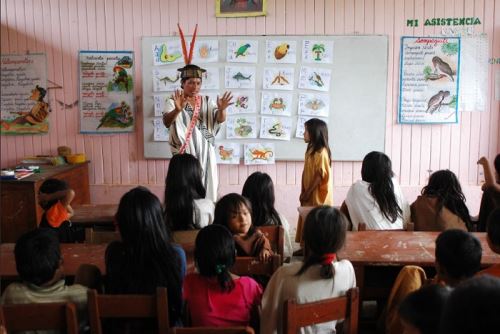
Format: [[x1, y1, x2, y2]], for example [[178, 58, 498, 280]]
[[302, 40, 334, 64], [201, 66, 220, 90], [226, 40, 259, 63], [152, 41, 183, 66], [244, 143, 275, 165], [227, 91, 257, 115], [298, 66, 332, 92], [266, 40, 297, 64], [226, 116, 258, 139], [153, 118, 169, 141], [263, 67, 294, 90], [295, 116, 328, 139], [191, 40, 219, 63], [298, 93, 330, 117], [260, 116, 292, 141], [215, 143, 241, 164], [153, 95, 169, 116], [152, 68, 180, 92], [225, 66, 256, 89], [261, 92, 293, 116], [398, 36, 460, 124]]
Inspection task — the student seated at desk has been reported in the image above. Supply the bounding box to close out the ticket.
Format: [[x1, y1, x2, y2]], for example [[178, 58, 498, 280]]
[[477, 155, 500, 231], [478, 208, 500, 278], [1, 229, 101, 332]]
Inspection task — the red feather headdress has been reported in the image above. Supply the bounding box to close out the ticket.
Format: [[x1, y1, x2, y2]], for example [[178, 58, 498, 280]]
[[177, 24, 205, 79]]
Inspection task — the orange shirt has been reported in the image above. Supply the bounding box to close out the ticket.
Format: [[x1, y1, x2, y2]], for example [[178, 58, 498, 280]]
[[45, 201, 70, 228]]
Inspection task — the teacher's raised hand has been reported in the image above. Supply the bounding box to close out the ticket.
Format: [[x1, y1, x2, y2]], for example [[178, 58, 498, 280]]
[[217, 91, 234, 112], [173, 89, 188, 112]]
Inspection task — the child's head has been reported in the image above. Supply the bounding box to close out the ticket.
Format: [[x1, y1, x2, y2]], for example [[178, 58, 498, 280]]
[[486, 208, 500, 254], [195, 224, 236, 292], [304, 118, 331, 159], [298, 206, 347, 279], [242, 172, 280, 227], [435, 229, 482, 285], [15, 229, 61, 286], [361, 151, 394, 183], [39, 178, 70, 210], [214, 193, 253, 237], [398, 284, 451, 334]]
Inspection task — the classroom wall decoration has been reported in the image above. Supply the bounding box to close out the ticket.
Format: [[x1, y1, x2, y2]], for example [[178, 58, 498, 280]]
[[398, 36, 461, 124], [216, 143, 241, 164], [79, 51, 135, 133], [0, 54, 49, 135], [215, 0, 267, 18], [244, 143, 275, 165]]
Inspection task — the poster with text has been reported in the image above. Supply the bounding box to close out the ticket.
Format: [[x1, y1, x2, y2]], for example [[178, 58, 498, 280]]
[[79, 51, 135, 133], [152, 41, 183, 66], [226, 115, 258, 139], [244, 143, 275, 165], [398, 36, 460, 124], [302, 40, 334, 64], [261, 92, 293, 116], [266, 40, 297, 64], [153, 95, 169, 117], [153, 118, 169, 141], [260, 116, 292, 141], [225, 66, 256, 89], [192, 40, 219, 63], [226, 40, 258, 63], [227, 91, 257, 115], [298, 66, 331, 92], [262, 67, 294, 90], [1, 54, 48, 134], [298, 92, 330, 117], [152, 67, 181, 92], [216, 143, 241, 164]]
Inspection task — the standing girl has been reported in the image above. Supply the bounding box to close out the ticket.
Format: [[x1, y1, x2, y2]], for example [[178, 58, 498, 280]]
[[296, 118, 333, 250]]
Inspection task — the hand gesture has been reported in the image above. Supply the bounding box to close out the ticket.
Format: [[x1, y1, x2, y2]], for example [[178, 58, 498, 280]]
[[259, 248, 272, 263], [477, 156, 488, 166], [217, 91, 234, 112], [172, 89, 187, 112]]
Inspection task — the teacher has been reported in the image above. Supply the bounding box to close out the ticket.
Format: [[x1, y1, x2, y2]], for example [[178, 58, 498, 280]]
[[163, 24, 233, 202]]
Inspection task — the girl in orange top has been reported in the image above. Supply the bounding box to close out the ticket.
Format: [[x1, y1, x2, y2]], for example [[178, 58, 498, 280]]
[[296, 118, 333, 246]]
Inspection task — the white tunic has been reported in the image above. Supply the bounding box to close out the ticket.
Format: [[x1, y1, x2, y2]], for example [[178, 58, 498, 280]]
[[193, 198, 215, 228]]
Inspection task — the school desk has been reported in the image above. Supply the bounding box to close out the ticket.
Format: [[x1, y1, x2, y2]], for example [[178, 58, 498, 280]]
[[71, 204, 118, 226]]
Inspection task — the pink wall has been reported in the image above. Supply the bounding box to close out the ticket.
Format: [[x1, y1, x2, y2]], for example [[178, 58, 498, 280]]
[[1, 0, 499, 229]]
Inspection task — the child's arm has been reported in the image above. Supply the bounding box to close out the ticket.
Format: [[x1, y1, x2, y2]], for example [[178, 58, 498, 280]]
[[299, 172, 322, 204], [478, 157, 500, 192], [254, 231, 273, 262]]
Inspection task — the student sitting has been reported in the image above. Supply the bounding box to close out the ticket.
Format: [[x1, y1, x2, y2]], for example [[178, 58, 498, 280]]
[[478, 208, 500, 278], [1, 229, 100, 332], [182, 224, 262, 329], [261, 206, 356, 334], [477, 155, 500, 231], [164, 154, 214, 231], [411, 169, 470, 231]]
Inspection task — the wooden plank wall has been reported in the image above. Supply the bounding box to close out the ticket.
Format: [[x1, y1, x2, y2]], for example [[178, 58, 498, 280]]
[[1, 0, 499, 224]]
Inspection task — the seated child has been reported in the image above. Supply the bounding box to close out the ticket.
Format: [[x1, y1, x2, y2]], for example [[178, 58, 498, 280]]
[[477, 155, 500, 231], [214, 193, 273, 262], [1, 229, 100, 332], [183, 224, 262, 328], [478, 208, 500, 278]]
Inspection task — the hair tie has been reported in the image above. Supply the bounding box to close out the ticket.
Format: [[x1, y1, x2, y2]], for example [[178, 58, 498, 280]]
[[215, 264, 226, 274], [322, 253, 336, 265]]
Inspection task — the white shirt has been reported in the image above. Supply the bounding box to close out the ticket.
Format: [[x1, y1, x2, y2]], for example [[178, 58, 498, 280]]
[[193, 198, 215, 228]]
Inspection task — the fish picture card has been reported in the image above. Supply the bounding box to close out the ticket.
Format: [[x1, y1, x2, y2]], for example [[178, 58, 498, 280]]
[[153, 95, 169, 116], [227, 91, 257, 115], [216, 143, 241, 164], [152, 41, 183, 66], [298, 93, 330, 117], [244, 143, 276, 165], [152, 68, 181, 92], [266, 40, 297, 64], [201, 66, 220, 90], [260, 116, 293, 141], [226, 116, 258, 139], [153, 118, 169, 141], [295, 116, 328, 139], [191, 40, 219, 63], [302, 40, 334, 64], [226, 40, 259, 63], [225, 66, 256, 89], [298, 66, 332, 92], [261, 92, 293, 116], [263, 67, 295, 91]]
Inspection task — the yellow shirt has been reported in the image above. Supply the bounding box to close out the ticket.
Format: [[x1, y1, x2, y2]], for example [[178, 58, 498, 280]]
[[301, 148, 333, 206]]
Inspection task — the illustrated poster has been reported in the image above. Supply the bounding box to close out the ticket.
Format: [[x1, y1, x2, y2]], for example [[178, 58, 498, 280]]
[[152, 41, 183, 66], [226, 40, 259, 63], [192, 40, 219, 63], [153, 118, 168, 141], [153, 95, 169, 116], [298, 66, 332, 92], [298, 93, 330, 117], [260, 116, 292, 141], [262, 67, 294, 90], [226, 116, 258, 139], [153, 67, 180, 92], [265, 40, 297, 64], [225, 66, 256, 89], [216, 143, 241, 164], [244, 143, 275, 165], [261, 92, 293, 116], [302, 40, 334, 64], [227, 91, 257, 115]]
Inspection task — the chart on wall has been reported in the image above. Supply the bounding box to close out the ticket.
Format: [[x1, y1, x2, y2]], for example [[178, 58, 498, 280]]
[[398, 36, 461, 124], [79, 51, 135, 133]]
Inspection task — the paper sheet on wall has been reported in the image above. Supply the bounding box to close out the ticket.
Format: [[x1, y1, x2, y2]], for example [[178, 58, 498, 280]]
[[244, 143, 275, 165], [152, 41, 183, 66], [298, 66, 332, 92], [298, 93, 330, 117], [153, 95, 169, 116], [191, 40, 219, 63], [261, 92, 293, 116], [266, 40, 297, 64], [224, 66, 256, 89], [153, 118, 169, 141], [260, 116, 292, 141], [226, 116, 258, 139], [226, 40, 259, 63], [216, 143, 241, 164], [201, 66, 220, 90], [262, 67, 294, 90], [302, 40, 334, 64], [295, 116, 328, 139], [153, 68, 180, 92], [227, 91, 257, 114]]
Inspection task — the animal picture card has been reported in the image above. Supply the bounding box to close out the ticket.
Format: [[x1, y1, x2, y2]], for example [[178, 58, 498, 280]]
[[191, 40, 219, 63], [152, 41, 183, 66], [227, 91, 257, 115], [153, 95, 169, 116], [298, 66, 332, 92], [302, 40, 334, 64], [261, 92, 293, 116], [266, 40, 297, 64], [226, 40, 259, 63], [226, 116, 258, 139], [216, 143, 241, 164], [260, 116, 292, 141], [298, 93, 330, 117], [295, 116, 328, 139], [244, 143, 276, 165], [152, 68, 180, 92], [263, 67, 294, 90], [201, 66, 220, 90], [225, 66, 256, 89], [153, 118, 169, 141]]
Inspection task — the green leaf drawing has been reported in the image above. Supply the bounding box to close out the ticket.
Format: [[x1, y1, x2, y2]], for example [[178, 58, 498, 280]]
[[441, 43, 459, 56], [423, 65, 433, 78], [448, 95, 457, 108]]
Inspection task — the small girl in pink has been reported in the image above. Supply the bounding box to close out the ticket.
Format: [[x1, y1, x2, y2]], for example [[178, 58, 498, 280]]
[[183, 224, 262, 329]]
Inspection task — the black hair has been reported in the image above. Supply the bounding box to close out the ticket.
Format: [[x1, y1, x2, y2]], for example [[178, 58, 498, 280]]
[[35, 85, 47, 101], [113, 186, 182, 324], [398, 284, 451, 334], [494, 154, 500, 176], [422, 169, 471, 228], [195, 224, 236, 292], [213, 193, 256, 236], [435, 229, 482, 281], [304, 118, 331, 161], [297, 206, 347, 279], [14, 229, 61, 286], [242, 172, 282, 227], [164, 154, 206, 230], [487, 208, 500, 247], [39, 178, 69, 210], [440, 275, 500, 334], [361, 151, 402, 223]]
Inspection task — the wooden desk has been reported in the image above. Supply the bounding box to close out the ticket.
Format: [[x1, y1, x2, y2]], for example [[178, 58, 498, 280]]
[[71, 204, 117, 226], [0, 162, 90, 242]]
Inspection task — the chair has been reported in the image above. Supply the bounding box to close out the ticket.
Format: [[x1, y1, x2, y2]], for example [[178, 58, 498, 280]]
[[85, 228, 121, 244], [173, 230, 200, 273], [259, 225, 285, 260], [283, 287, 359, 334], [169, 327, 254, 334], [232, 254, 281, 277], [87, 287, 169, 334], [0, 302, 79, 334]]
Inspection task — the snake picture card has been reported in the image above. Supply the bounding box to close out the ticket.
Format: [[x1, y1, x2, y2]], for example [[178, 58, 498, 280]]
[[259, 116, 292, 141], [152, 68, 180, 92]]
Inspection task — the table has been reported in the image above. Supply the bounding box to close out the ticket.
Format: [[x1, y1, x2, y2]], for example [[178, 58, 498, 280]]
[[0, 162, 90, 242], [71, 204, 118, 226]]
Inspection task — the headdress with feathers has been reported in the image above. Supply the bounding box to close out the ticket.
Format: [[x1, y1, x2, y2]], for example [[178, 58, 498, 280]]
[[177, 24, 206, 79]]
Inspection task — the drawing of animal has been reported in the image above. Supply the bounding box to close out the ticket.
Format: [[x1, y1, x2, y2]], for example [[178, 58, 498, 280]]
[[218, 146, 234, 160], [160, 74, 180, 84], [232, 72, 252, 81], [235, 96, 249, 109], [97, 101, 133, 129], [432, 56, 454, 81], [268, 122, 285, 136], [235, 43, 251, 57], [250, 148, 274, 160], [269, 98, 286, 111], [112, 66, 129, 92], [425, 90, 450, 114], [271, 72, 289, 85], [274, 43, 289, 60], [309, 72, 324, 87], [117, 56, 133, 68], [159, 44, 182, 63]]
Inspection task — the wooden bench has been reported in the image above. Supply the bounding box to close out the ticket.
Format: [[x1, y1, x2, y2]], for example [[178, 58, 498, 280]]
[[71, 204, 118, 227]]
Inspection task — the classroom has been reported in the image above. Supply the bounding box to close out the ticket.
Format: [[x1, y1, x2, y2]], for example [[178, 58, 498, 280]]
[[1, 0, 500, 333]]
